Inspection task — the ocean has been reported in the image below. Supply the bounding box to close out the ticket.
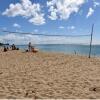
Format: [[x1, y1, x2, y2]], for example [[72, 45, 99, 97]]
[[16, 44, 100, 57]]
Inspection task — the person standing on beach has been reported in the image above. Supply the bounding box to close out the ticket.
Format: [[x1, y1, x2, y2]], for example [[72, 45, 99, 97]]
[[28, 42, 32, 52]]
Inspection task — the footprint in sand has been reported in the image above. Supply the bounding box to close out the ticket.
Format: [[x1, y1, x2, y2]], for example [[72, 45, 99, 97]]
[[89, 87, 100, 92]]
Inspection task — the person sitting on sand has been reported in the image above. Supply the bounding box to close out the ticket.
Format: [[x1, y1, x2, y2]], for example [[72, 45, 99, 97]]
[[11, 44, 16, 50], [3, 46, 7, 52]]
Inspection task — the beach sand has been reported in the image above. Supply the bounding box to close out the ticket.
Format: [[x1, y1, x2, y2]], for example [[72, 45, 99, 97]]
[[0, 49, 100, 99]]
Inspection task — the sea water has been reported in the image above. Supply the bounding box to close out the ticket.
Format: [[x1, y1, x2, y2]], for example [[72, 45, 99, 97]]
[[16, 44, 100, 57]]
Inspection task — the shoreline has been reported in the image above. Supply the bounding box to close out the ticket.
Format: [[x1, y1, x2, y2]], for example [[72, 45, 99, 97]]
[[0, 46, 99, 58], [1, 44, 100, 57]]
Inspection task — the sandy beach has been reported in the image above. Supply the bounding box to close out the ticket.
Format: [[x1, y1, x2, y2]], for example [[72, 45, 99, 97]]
[[0, 49, 100, 99]]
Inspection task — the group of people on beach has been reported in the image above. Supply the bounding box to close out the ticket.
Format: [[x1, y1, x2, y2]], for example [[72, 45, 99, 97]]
[[3, 42, 38, 53], [3, 44, 19, 52]]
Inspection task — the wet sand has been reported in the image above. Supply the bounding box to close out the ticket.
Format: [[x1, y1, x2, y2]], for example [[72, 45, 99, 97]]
[[0, 49, 100, 99]]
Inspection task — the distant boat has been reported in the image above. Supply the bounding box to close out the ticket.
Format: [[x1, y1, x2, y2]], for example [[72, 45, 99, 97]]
[[0, 43, 9, 46]]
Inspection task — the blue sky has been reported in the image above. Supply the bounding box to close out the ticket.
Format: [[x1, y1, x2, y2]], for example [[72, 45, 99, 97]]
[[0, 0, 100, 44]]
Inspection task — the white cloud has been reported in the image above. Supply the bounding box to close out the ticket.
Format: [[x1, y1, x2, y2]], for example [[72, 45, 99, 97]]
[[86, 8, 94, 18], [0, 33, 39, 45], [48, 11, 58, 20], [59, 26, 64, 29], [2, 0, 45, 25], [67, 26, 75, 30], [86, 0, 100, 18], [47, 3, 58, 20], [93, 0, 100, 8], [93, 1, 100, 7], [29, 13, 45, 25], [13, 23, 21, 28], [47, 0, 85, 20]]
